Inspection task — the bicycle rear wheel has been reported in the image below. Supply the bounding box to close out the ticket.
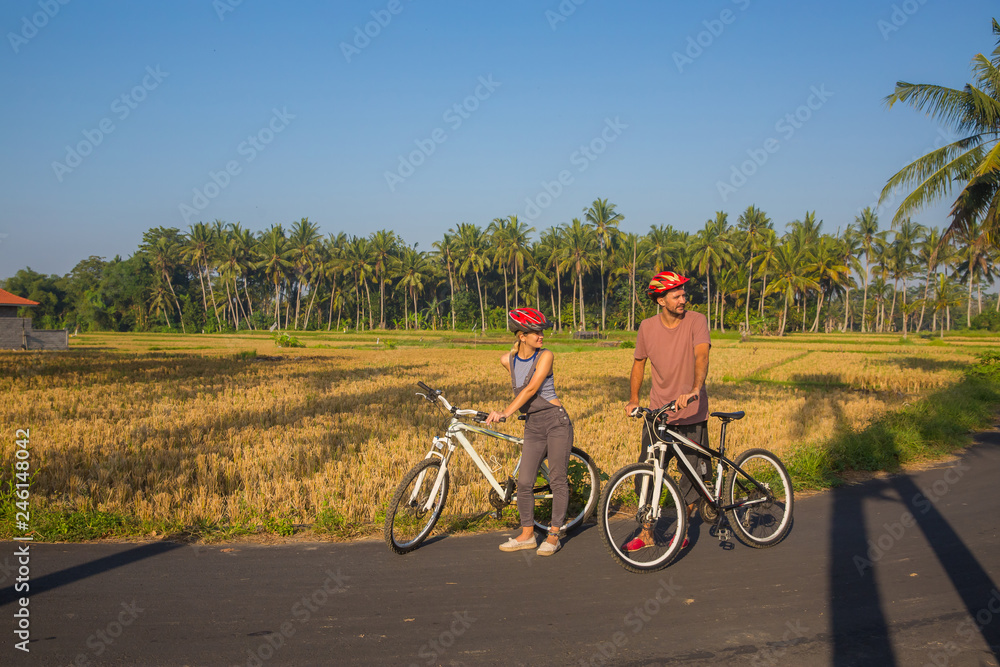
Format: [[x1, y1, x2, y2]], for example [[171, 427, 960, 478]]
[[598, 463, 687, 573], [531, 447, 599, 534], [724, 448, 793, 548], [384, 457, 449, 554]]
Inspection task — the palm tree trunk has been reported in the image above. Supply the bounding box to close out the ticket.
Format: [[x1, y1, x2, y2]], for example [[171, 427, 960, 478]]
[[448, 266, 456, 330], [165, 273, 186, 333], [917, 269, 931, 331], [206, 263, 221, 327], [967, 275, 973, 326], [811, 290, 823, 332], [842, 286, 850, 332], [274, 280, 281, 327], [328, 289, 336, 331], [745, 255, 754, 331], [412, 287, 418, 330], [780, 291, 789, 336], [578, 266, 587, 330], [861, 256, 870, 333], [502, 269, 509, 330], [705, 274, 712, 330], [631, 239, 637, 331], [304, 282, 319, 330], [600, 254, 606, 331], [242, 279, 255, 320], [476, 271, 485, 332], [365, 279, 374, 330], [556, 271, 563, 333]]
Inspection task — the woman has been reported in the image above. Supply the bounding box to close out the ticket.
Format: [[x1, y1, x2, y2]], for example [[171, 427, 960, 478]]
[[485, 308, 573, 556]]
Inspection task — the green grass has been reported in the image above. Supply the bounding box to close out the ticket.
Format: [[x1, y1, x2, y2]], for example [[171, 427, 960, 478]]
[[785, 351, 1000, 489]]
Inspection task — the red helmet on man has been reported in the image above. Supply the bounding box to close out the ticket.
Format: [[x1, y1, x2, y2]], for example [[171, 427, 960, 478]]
[[508, 307, 554, 333], [646, 271, 689, 300]]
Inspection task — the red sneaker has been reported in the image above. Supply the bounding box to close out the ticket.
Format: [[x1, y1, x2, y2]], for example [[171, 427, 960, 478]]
[[625, 537, 650, 552], [669, 535, 690, 549]]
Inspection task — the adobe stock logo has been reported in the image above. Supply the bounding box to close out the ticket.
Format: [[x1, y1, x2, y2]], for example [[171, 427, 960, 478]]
[[7, 0, 71, 54], [51, 66, 169, 182]]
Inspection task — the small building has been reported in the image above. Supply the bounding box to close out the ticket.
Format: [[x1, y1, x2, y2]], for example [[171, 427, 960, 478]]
[[0, 288, 68, 350]]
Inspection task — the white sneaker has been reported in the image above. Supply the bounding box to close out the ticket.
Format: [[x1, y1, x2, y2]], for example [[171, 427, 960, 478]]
[[499, 535, 537, 552]]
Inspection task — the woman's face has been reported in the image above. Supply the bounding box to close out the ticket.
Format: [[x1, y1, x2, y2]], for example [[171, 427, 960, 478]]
[[518, 330, 544, 351]]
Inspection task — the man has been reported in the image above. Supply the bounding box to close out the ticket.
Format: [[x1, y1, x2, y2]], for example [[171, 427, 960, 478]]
[[624, 270, 711, 551]]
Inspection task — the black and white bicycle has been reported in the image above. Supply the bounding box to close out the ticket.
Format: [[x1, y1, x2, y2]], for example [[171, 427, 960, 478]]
[[598, 402, 793, 573]]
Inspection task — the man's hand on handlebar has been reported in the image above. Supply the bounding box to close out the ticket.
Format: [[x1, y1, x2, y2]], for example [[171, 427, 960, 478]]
[[625, 400, 640, 416], [675, 392, 699, 409]]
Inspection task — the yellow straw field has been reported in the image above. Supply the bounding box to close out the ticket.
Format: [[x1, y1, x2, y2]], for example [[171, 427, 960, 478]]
[[0, 331, 995, 540]]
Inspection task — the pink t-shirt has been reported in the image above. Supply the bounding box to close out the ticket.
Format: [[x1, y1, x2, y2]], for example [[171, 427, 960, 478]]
[[634, 311, 710, 424]]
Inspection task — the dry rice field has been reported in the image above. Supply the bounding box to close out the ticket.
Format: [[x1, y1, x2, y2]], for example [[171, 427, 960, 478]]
[[1, 331, 996, 539]]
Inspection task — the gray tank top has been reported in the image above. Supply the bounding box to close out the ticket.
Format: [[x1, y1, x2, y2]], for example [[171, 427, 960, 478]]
[[510, 349, 558, 402]]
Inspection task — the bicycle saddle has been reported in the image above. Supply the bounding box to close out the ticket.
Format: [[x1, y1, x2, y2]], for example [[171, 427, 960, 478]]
[[710, 411, 745, 421]]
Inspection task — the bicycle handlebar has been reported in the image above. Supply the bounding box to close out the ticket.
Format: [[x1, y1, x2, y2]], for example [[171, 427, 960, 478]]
[[416, 381, 502, 423]]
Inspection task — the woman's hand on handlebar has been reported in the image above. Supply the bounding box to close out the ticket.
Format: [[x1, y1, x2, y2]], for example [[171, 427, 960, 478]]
[[484, 410, 507, 425]]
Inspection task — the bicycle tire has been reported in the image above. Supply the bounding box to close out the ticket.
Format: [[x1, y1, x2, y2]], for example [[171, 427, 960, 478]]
[[384, 457, 449, 554], [531, 447, 600, 534], [723, 448, 793, 549], [598, 463, 687, 573]]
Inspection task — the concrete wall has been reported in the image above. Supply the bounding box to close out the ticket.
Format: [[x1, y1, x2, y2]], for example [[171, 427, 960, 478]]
[[0, 318, 68, 350]]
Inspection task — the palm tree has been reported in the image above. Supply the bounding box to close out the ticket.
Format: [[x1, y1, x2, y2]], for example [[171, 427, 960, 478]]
[[370, 229, 398, 329], [737, 205, 772, 331], [836, 228, 863, 331], [612, 231, 648, 330], [257, 225, 294, 328], [487, 217, 514, 324], [914, 227, 945, 331], [690, 212, 736, 329], [754, 228, 780, 318], [506, 216, 533, 310], [645, 224, 682, 273], [559, 218, 597, 331], [344, 236, 375, 330], [229, 222, 258, 324], [854, 207, 881, 332], [431, 233, 459, 330], [288, 218, 321, 329], [584, 198, 624, 329], [322, 232, 347, 331], [393, 246, 432, 330], [881, 19, 1000, 249], [804, 235, 850, 332], [951, 220, 994, 326], [453, 223, 490, 331], [140, 227, 186, 333], [767, 241, 816, 335], [538, 228, 564, 331], [182, 221, 215, 323]]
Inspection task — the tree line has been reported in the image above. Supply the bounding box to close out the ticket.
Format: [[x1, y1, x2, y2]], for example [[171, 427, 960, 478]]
[[4, 198, 998, 336]]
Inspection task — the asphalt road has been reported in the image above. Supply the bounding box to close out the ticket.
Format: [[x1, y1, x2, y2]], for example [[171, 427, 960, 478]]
[[2, 429, 999, 667]]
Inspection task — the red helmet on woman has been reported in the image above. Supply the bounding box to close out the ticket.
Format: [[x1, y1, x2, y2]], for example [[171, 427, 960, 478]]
[[508, 307, 553, 333], [646, 270, 689, 300]]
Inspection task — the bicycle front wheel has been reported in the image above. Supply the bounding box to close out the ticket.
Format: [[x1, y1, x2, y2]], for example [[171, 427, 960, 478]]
[[724, 448, 793, 548], [384, 457, 449, 554], [531, 447, 600, 534], [598, 463, 687, 573]]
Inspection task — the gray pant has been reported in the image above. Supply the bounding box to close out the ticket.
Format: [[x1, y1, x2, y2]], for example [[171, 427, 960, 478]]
[[517, 406, 574, 529]]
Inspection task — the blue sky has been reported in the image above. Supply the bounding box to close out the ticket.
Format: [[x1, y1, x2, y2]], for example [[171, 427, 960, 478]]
[[1, 0, 996, 276]]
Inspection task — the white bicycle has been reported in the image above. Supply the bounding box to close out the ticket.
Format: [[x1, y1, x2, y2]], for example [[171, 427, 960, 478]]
[[384, 381, 600, 554]]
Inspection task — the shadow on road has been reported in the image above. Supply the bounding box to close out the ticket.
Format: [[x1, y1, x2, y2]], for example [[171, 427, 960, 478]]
[[0, 541, 183, 608], [829, 430, 1000, 665]]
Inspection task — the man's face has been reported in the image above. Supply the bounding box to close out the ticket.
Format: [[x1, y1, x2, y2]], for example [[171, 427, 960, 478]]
[[658, 287, 686, 316]]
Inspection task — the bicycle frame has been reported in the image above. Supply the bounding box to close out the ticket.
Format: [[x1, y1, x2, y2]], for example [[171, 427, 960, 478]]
[[639, 420, 772, 521], [414, 418, 525, 511]]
